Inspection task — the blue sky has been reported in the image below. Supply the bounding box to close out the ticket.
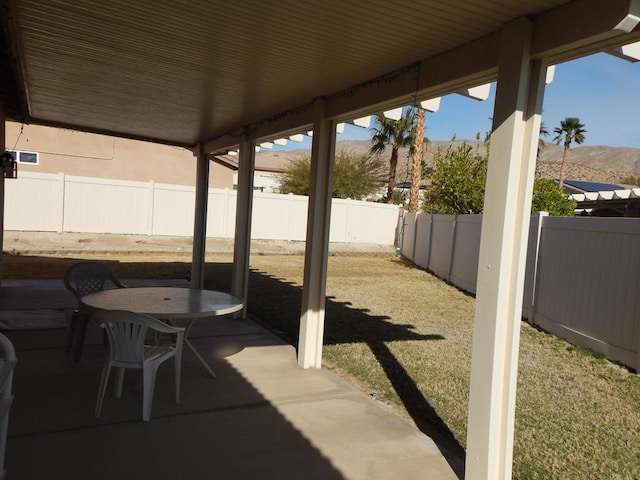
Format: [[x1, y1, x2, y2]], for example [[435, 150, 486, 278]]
[[274, 52, 639, 151]]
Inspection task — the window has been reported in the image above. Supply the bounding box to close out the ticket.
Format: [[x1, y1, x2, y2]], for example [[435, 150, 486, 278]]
[[7, 150, 39, 165]]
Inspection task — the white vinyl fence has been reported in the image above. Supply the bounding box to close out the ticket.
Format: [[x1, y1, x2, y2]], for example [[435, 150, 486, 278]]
[[4, 171, 400, 244], [7, 171, 638, 370], [401, 211, 640, 372]]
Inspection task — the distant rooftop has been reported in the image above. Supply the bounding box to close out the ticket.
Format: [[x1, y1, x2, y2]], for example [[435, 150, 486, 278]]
[[212, 153, 293, 173], [563, 179, 623, 193]]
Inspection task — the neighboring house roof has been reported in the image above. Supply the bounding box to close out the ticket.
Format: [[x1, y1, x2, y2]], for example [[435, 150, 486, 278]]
[[395, 181, 427, 190], [563, 179, 624, 194], [212, 152, 294, 174], [210, 155, 240, 172]]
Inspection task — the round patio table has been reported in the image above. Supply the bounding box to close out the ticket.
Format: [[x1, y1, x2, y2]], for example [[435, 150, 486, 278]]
[[81, 287, 244, 378]]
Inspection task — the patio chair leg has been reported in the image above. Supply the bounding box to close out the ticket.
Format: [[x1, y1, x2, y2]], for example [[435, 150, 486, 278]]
[[142, 363, 159, 422], [72, 313, 90, 361], [66, 310, 78, 354], [114, 367, 125, 398], [95, 362, 111, 418], [174, 350, 182, 404]]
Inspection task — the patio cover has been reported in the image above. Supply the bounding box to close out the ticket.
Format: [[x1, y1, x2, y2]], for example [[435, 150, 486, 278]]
[[1, 1, 639, 479]]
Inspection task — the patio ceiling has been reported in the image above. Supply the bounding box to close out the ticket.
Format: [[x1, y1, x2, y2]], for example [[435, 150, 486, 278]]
[[2, 3, 640, 479], [2, 0, 639, 152]]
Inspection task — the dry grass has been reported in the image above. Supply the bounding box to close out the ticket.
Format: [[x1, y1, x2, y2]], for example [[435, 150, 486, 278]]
[[4, 251, 640, 479], [247, 254, 640, 480]]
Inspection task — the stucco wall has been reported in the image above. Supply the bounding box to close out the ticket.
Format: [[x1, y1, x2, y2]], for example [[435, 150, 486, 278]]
[[5, 121, 233, 188]]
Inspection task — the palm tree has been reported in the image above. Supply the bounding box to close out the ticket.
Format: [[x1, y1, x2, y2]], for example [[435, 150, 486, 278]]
[[409, 107, 425, 213], [370, 110, 415, 203], [553, 117, 586, 190], [537, 121, 549, 159]]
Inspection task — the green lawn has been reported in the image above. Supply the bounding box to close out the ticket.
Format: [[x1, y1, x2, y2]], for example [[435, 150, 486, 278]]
[[241, 253, 640, 480]]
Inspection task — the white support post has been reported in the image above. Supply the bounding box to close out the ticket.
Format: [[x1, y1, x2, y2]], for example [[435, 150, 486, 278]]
[[298, 98, 335, 369], [191, 143, 209, 289], [465, 18, 547, 480], [0, 108, 5, 286], [231, 136, 256, 319]]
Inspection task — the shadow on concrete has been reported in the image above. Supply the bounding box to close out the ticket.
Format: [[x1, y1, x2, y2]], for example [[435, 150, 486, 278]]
[[4, 317, 347, 479]]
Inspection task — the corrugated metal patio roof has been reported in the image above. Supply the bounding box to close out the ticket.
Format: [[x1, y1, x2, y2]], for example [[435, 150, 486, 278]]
[[2, 0, 639, 151]]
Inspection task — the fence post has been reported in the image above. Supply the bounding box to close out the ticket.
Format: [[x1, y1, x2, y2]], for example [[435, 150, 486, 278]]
[[147, 181, 155, 235], [401, 211, 416, 259], [58, 172, 66, 233], [447, 214, 458, 283], [426, 214, 434, 270], [411, 211, 419, 262], [287, 193, 294, 242], [637, 306, 640, 373], [223, 188, 230, 239], [637, 302, 640, 372], [395, 207, 404, 256], [634, 235, 640, 375], [344, 198, 351, 244], [528, 211, 548, 326]]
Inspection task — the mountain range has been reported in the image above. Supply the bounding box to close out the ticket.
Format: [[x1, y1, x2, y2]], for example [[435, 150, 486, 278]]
[[256, 139, 640, 185]]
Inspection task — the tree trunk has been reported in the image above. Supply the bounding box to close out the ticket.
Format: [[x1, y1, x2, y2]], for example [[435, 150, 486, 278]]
[[558, 138, 570, 190], [409, 108, 425, 213], [387, 148, 399, 203]]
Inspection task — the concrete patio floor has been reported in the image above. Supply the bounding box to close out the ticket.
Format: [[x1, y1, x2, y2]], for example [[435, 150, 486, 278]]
[[0, 279, 460, 479]]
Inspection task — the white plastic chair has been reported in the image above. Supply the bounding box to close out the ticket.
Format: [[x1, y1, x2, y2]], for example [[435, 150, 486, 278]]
[[0, 333, 16, 480], [93, 310, 184, 422], [64, 262, 128, 360]]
